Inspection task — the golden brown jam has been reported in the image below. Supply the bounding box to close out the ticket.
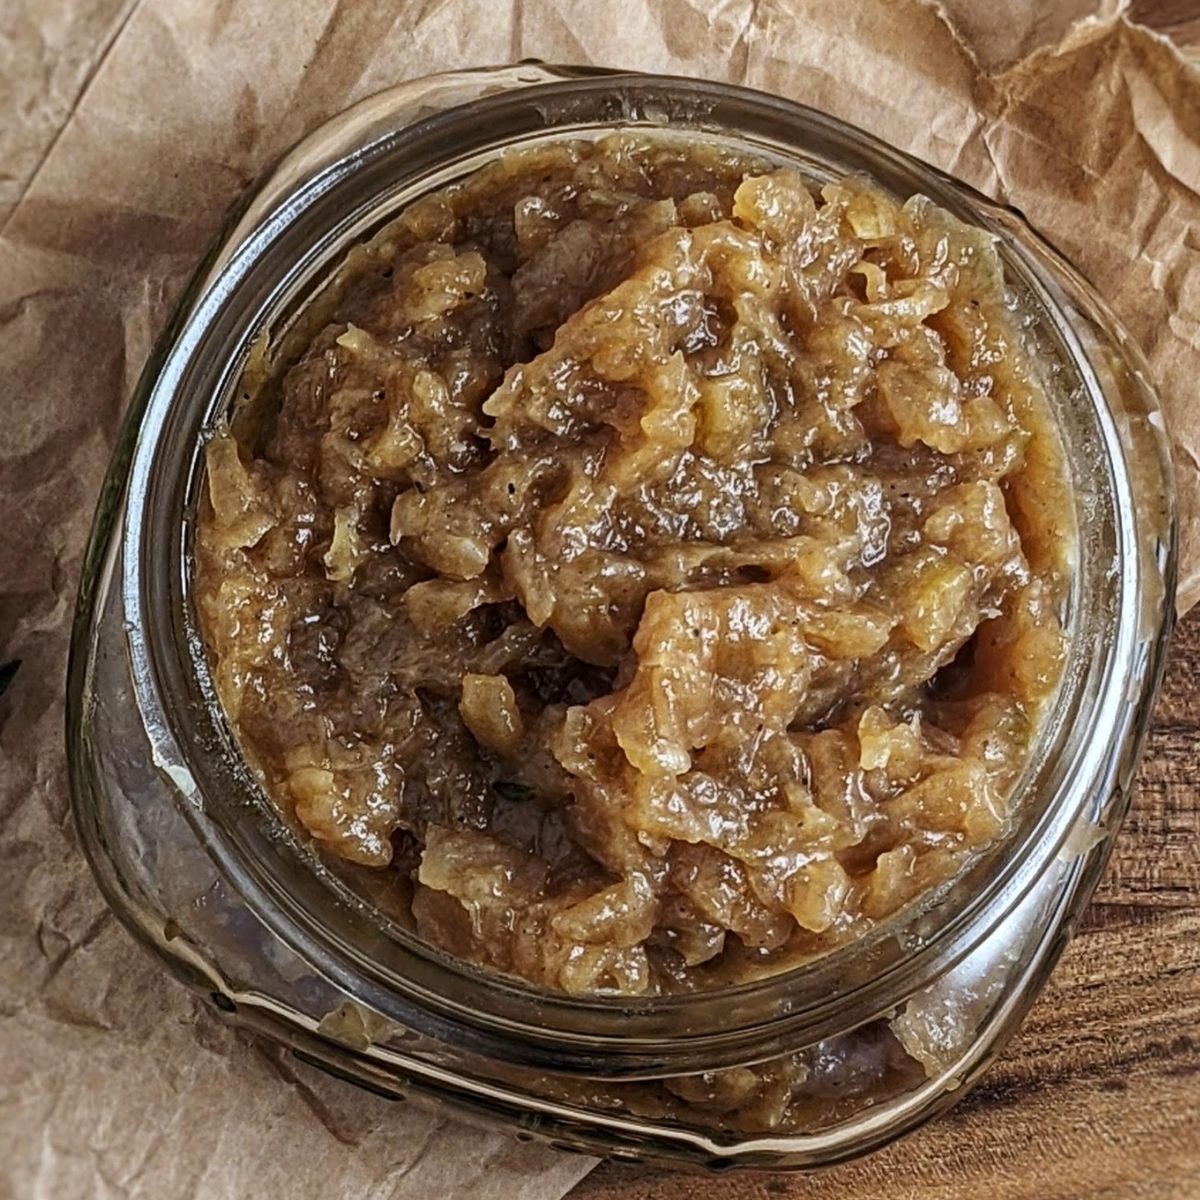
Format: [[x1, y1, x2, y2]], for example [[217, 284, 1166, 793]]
[[196, 134, 1071, 996]]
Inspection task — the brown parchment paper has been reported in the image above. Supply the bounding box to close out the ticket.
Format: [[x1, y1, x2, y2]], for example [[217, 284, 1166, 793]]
[[2, 2, 1199, 1198]]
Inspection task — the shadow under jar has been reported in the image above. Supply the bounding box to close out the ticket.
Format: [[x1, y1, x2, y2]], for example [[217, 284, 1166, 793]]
[[68, 64, 1175, 1171]]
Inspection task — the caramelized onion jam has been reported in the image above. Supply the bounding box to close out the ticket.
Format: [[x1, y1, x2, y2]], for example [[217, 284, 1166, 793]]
[[195, 134, 1073, 996]]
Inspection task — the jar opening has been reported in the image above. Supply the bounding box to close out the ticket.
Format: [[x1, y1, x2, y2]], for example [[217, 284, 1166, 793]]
[[120, 71, 1165, 1075]]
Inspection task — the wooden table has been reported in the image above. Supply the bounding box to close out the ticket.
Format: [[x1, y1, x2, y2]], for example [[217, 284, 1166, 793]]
[[570, 601, 1200, 1199]]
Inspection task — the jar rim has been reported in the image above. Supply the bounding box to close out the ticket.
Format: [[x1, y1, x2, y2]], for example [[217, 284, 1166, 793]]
[[117, 65, 1175, 1074]]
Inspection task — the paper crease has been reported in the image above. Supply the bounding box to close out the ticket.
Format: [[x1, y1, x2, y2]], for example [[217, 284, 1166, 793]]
[[0, 0, 149, 241]]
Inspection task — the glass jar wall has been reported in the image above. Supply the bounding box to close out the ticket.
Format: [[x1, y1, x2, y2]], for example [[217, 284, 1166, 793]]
[[68, 64, 1174, 1170]]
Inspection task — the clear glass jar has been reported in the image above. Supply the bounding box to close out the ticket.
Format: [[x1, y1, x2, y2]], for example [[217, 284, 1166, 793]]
[[68, 64, 1176, 1171]]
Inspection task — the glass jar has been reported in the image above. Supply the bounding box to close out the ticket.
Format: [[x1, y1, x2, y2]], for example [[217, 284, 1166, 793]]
[[68, 63, 1176, 1171]]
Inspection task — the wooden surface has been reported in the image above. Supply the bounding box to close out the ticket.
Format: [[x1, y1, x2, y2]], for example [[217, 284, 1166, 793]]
[[569, 607, 1200, 1198]]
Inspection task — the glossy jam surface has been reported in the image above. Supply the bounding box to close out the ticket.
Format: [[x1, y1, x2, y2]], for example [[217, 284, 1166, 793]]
[[196, 134, 1071, 997]]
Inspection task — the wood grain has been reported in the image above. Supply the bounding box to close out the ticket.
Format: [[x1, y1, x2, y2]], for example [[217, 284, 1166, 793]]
[[569, 606, 1200, 1199]]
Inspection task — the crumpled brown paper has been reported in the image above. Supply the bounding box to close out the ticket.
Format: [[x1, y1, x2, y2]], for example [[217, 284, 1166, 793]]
[[1, 2, 1198, 1197]]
